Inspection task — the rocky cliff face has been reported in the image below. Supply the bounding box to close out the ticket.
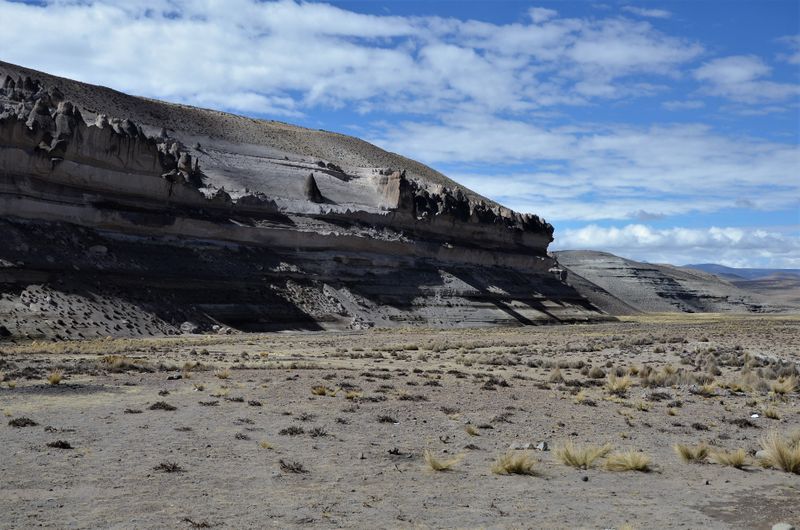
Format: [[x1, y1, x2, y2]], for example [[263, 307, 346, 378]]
[[0, 62, 604, 339]]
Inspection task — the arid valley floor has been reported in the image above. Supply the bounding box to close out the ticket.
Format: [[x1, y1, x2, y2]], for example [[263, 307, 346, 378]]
[[1, 315, 799, 529]]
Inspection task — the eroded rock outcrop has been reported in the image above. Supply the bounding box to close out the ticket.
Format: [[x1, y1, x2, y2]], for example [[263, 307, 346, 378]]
[[0, 63, 605, 338]]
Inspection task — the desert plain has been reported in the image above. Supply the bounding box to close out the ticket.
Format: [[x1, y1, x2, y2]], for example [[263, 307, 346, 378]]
[[1, 314, 798, 529]]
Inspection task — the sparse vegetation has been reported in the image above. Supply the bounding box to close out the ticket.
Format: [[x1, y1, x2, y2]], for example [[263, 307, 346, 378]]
[[279, 460, 307, 474], [311, 385, 335, 396], [605, 375, 631, 397], [47, 370, 63, 385], [554, 441, 612, 469], [673, 443, 709, 463], [491, 451, 538, 475], [149, 401, 177, 411], [8, 417, 37, 428], [605, 450, 652, 472], [710, 448, 748, 469], [279, 426, 304, 436], [770, 376, 797, 396], [423, 449, 463, 471], [154, 462, 184, 473], [758, 431, 800, 474]]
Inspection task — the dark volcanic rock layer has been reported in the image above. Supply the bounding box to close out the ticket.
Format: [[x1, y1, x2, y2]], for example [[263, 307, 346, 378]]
[[0, 62, 605, 338]]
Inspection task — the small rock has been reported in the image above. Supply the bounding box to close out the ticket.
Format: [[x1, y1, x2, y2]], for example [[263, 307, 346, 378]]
[[509, 442, 533, 450], [772, 524, 795, 530], [167, 374, 182, 381], [536, 441, 549, 451], [180, 321, 199, 334], [88, 245, 108, 255], [755, 450, 767, 460]]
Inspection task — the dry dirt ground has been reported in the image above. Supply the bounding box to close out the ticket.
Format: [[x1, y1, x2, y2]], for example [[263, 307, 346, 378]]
[[1, 314, 798, 529]]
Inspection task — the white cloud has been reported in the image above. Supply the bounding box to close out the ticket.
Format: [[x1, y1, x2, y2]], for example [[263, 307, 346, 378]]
[[778, 35, 800, 64], [622, 6, 672, 19], [529, 7, 558, 24], [553, 224, 800, 268], [694, 55, 800, 103], [373, 119, 800, 221], [662, 99, 705, 110], [0, 0, 703, 116]]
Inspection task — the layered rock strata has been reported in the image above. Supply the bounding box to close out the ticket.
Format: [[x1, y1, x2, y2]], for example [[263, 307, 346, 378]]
[[0, 62, 605, 338]]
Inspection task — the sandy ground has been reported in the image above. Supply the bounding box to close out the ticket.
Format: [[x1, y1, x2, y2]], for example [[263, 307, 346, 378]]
[[1, 314, 798, 529]]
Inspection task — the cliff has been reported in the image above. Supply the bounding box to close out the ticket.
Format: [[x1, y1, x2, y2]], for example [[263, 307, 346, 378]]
[[0, 61, 605, 339]]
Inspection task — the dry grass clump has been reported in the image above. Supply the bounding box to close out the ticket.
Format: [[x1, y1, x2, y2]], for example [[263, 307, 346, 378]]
[[99, 354, 148, 372], [673, 443, 709, 463], [491, 451, 538, 475], [214, 368, 231, 380], [588, 366, 606, 379], [423, 449, 463, 471], [311, 385, 335, 396], [605, 375, 631, 397], [548, 368, 564, 384], [710, 448, 748, 469], [764, 407, 780, 420], [345, 391, 362, 400], [770, 376, 797, 396], [259, 440, 274, 450], [554, 441, 612, 469], [758, 431, 800, 474], [605, 450, 652, 472], [465, 424, 480, 436], [47, 370, 63, 385]]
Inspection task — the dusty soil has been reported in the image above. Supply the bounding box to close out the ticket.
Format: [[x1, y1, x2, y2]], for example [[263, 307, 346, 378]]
[[1, 315, 798, 529]]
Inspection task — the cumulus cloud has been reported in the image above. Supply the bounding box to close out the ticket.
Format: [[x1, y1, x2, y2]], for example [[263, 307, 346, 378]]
[[694, 55, 800, 103], [622, 6, 672, 19], [553, 224, 800, 268], [0, 0, 703, 115]]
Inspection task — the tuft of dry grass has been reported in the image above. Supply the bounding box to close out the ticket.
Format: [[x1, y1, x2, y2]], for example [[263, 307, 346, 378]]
[[465, 424, 480, 436], [47, 370, 63, 385], [345, 391, 362, 400], [491, 451, 538, 475], [710, 448, 748, 469], [770, 376, 797, 396], [673, 443, 709, 463], [214, 368, 231, 380], [764, 407, 780, 420], [606, 375, 631, 397], [554, 441, 612, 469], [423, 449, 463, 471], [259, 440, 274, 450], [758, 431, 800, 474], [548, 368, 564, 384], [311, 385, 335, 396], [605, 450, 652, 472], [210, 387, 229, 398]]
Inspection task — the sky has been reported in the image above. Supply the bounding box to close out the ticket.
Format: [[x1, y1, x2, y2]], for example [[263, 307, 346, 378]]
[[1, 0, 798, 267]]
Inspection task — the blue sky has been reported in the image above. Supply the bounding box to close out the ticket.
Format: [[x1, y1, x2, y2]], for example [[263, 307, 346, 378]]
[[2, 0, 799, 267]]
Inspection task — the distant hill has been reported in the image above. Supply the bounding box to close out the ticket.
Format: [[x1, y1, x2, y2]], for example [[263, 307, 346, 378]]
[[555, 251, 797, 315], [683, 264, 800, 281]]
